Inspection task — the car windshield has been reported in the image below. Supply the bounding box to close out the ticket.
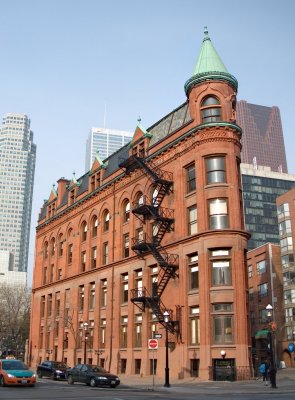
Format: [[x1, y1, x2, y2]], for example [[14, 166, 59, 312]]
[[51, 362, 68, 368], [87, 365, 107, 373], [2, 361, 28, 371]]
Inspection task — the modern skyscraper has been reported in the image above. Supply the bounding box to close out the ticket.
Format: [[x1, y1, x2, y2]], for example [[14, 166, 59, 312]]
[[237, 101, 288, 173], [241, 163, 295, 250], [85, 127, 132, 171], [0, 113, 36, 278]]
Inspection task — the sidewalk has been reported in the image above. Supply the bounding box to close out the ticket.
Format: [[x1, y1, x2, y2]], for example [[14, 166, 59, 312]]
[[119, 368, 295, 394]]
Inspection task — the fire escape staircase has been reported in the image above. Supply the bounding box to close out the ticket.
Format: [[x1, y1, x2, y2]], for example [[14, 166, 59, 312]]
[[119, 154, 180, 336]]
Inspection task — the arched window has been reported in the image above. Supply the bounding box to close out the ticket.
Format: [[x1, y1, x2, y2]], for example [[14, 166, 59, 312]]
[[123, 200, 130, 223], [103, 210, 110, 232], [200, 96, 221, 123], [91, 216, 98, 237], [81, 221, 87, 242], [135, 192, 144, 207]]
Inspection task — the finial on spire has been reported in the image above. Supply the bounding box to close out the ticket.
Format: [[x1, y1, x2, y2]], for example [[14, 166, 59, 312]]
[[203, 26, 210, 41], [137, 116, 141, 123], [52, 183, 56, 189]]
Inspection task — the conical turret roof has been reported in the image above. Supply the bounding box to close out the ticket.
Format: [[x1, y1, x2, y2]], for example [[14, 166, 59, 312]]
[[192, 27, 228, 75], [184, 27, 238, 95]]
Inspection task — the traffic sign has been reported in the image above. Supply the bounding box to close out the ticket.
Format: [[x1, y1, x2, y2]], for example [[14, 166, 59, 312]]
[[288, 342, 295, 353], [148, 338, 158, 349], [154, 333, 162, 339]]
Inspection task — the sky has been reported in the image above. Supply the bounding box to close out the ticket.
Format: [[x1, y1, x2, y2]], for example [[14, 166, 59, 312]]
[[0, 0, 294, 283]]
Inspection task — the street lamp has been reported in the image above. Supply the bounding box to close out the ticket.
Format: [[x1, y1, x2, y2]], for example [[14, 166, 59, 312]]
[[265, 304, 277, 388], [83, 322, 89, 364], [163, 310, 170, 388]]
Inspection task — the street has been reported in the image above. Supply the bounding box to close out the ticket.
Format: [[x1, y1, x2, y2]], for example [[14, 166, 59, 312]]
[[0, 377, 295, 400]]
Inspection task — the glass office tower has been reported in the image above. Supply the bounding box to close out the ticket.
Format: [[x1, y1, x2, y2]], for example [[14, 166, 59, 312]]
[[241, 164, 295, 249], [237, 101, 288, 173], [85, 127, 132, 171], [0, 113, 36, 276]]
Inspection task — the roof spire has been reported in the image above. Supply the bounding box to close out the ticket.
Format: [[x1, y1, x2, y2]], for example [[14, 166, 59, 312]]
[[184, 27, 238, 94]]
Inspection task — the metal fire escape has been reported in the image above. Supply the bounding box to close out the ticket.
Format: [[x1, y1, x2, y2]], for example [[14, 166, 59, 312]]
[[119, 154, 180, 336]]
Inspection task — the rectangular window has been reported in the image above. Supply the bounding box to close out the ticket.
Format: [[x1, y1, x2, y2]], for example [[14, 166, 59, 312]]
[[102, 242, 108, 264], [282, 254, 294, 269], [249, 287, 254, 301], [206, 157, 226, 184], [188, 206, 198, 235], [186, 164, 196, 193], [134, 314, 142, 348], [123, 233, 129, 258], [189, 307, 200, 345], [258, 283, 268, 299], [89, 282, 95, 309], [256, 260, 266, 275], [277, 202, 290, 219], [41, 296, 45, 318], [100, 318, 106, 348], [284, 289, 295, 305], [78, 285, 84, 311], [279, 219, 292, 236], [188, 253, 199, 290], [47, 294, 52, 316], [212, 303, 233, 344], [81, 251, 86, 272], [121, 274, 128, 303], [208, 198, 228, 229], [121, 316, 128, 348], [101, 279, 107, 307], [280, 236, 293, 253], [248, 264, 253, 278], [210, 249, 231, 286], [91, 246, 97, 269], [39, 327, 44, 349]]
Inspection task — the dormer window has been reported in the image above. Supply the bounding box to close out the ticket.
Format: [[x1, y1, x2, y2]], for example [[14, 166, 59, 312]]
[[200, 96, 221, 123]]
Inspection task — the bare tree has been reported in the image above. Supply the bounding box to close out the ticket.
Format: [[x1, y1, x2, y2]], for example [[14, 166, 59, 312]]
[[0, 283, 31, 358]]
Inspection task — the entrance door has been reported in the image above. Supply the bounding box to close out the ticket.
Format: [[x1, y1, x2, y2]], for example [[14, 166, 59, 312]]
[[213, 358, 236, 381]]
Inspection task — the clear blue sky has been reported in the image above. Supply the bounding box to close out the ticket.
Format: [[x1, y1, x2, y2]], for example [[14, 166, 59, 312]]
[[1, 0, 294, 282]]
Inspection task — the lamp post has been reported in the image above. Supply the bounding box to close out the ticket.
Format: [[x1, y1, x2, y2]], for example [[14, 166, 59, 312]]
[[266, 304, 277, 388], [83, 322, 89, 365], [163, 310, 170, 388]]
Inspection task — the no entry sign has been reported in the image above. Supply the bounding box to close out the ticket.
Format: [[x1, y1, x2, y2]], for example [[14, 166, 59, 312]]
[[148, 338, 158, 349]]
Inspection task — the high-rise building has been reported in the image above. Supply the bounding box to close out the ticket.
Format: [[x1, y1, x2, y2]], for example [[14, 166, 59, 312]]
[[237, 101, 288, 173], [241, 163, 295, 250], [276, 188, 295, 352], [0, 113, 36, 278], [85, 127, 132, 171], [30, 30, 251, 381]]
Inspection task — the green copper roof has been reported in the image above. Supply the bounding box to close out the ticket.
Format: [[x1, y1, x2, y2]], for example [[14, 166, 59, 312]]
[[185, 27, 238, 94], [192, 27, 228, 75]]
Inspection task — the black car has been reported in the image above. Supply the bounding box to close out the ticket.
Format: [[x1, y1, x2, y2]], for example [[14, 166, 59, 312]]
[[67, 364, 120, 388], [36, 361, 69, 380]]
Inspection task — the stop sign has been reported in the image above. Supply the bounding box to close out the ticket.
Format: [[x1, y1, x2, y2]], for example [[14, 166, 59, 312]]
[[148, 338, 158, 349]]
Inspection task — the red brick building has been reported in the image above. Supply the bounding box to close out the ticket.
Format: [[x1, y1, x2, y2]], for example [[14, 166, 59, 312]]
[[29, 29, 251, 381], [247, 244, 284, 372]]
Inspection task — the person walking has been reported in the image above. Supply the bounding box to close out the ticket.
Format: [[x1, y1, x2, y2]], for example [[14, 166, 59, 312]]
[[258, 361, 269, 385]]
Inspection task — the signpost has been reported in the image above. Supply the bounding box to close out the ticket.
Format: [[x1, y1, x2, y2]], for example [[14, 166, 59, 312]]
[[148, 338, 158, 388]]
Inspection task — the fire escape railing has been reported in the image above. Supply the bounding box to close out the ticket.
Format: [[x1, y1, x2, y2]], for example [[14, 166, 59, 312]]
[[119, 154, 181, 337]]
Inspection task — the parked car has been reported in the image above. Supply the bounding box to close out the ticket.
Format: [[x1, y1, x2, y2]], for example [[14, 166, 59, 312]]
[[0, 358, 36, 387], [67, 364, 120, 388], [37, 361, 69, 380]]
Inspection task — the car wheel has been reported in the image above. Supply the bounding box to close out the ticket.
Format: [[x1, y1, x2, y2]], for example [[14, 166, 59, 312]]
[[37, 371, 42, 379], [89, 377, 96, 387], [50, 372, 56, 380], [67, 375, 74, 385], [0, 375, 5, 387]]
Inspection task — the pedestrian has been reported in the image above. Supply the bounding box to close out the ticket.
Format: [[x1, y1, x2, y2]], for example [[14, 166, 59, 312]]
[[258, 361, 269, 385]]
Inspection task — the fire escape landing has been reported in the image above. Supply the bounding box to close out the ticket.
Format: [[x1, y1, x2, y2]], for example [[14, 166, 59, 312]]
[[119, 155, 180, 336]]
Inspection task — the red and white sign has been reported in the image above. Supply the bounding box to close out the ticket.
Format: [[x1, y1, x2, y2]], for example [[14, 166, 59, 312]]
[[148, 338, 158, 349]]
